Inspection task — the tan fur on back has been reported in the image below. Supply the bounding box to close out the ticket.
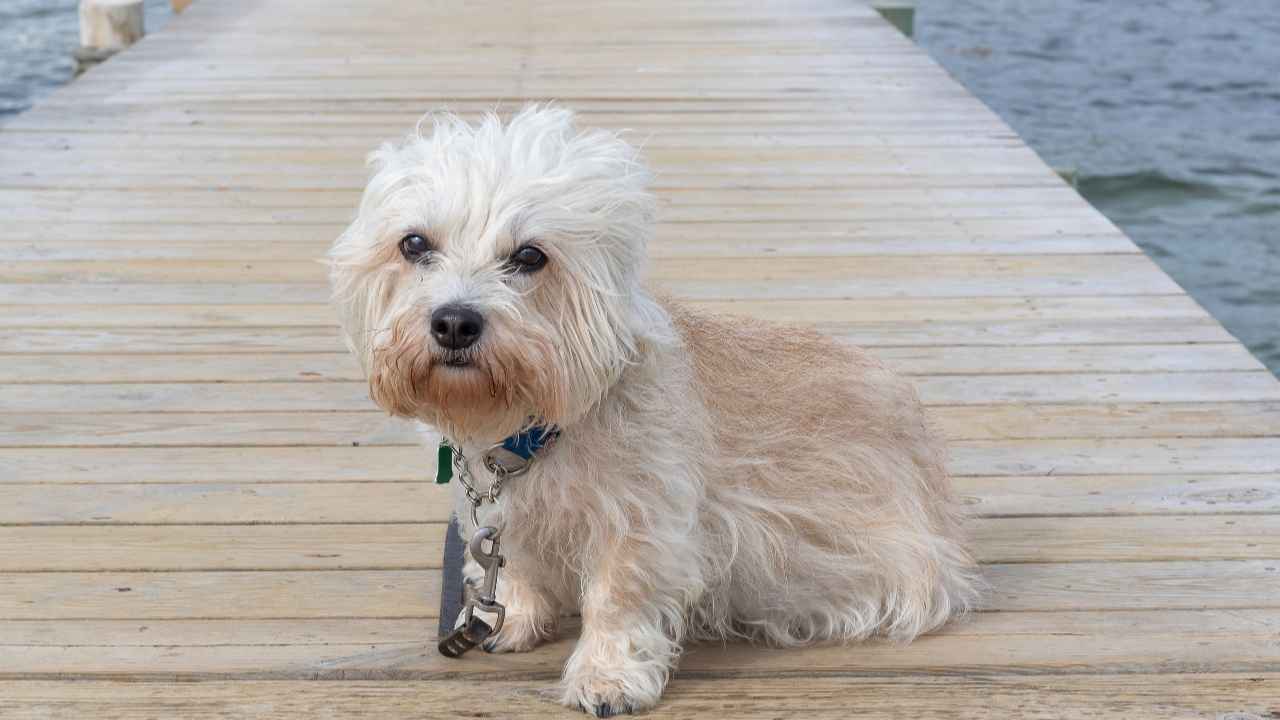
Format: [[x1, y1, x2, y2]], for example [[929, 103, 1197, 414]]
[[667, 298, 978, 643]]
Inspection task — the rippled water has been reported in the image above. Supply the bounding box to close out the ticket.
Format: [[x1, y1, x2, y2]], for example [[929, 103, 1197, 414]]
[[0, 0, 170, 118], [917, 0, 1280, 374]]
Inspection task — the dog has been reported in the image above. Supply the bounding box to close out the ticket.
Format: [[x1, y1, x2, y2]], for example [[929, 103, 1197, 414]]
[[329, 105, 980, 716]]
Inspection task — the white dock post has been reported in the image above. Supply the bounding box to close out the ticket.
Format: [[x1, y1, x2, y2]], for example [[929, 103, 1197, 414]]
[[74, 0, 145, 73]]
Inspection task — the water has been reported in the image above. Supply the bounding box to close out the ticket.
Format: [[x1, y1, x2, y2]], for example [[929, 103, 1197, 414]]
[[0, 0, 170, 118], [917, 0, 1280, 375], [2, 2, 1276, 373]]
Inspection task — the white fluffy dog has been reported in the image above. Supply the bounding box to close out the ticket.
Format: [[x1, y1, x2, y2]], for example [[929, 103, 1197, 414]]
[[329, 105, 980, 716]]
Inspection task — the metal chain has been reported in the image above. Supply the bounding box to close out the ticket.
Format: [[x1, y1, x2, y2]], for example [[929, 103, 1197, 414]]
[[445, 440, 507, 529]]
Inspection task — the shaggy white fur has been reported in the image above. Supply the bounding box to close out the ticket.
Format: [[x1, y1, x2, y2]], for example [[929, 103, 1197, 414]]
[[329, 105, 981, 716]]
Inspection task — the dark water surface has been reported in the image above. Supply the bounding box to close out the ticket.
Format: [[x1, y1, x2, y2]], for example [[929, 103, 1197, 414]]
[[917, 0, 1280, 375]]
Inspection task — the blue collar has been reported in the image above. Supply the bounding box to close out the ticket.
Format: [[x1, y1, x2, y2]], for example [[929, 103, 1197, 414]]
[[500, 423, 560, 460], [435, 423, 559, 485]]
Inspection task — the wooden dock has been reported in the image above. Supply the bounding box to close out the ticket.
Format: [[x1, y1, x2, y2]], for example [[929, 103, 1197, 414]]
[[2, 0, 1278, 716]]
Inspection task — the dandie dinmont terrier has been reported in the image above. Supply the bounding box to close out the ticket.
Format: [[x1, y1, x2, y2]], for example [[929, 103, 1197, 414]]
[[329, 105, 980, 716]]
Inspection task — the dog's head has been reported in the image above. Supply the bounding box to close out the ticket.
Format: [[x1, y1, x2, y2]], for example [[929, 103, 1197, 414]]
[[329, 106, 656, 441]]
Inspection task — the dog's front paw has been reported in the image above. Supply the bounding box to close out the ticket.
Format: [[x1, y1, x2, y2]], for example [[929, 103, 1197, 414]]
[[560, 644, 668, 717], [481, 611, 558, 654], [561, 670, 649, 717]]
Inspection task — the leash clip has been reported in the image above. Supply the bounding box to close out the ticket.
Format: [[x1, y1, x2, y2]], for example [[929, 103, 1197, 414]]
[[438, 525, 506, 658], [437, 427, 554, 659]]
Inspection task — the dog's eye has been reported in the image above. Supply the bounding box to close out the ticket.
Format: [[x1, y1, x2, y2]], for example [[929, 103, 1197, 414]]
[[509, 245, 547, 273], [399, 234, 433, 263]]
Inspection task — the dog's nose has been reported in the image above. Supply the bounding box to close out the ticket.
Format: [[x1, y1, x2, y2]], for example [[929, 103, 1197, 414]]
[[430, 304, 485, 350]]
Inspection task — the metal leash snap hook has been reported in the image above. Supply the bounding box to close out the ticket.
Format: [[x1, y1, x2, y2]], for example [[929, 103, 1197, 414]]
[[466, 526, 506, 632], [438, 526, 506, 659]]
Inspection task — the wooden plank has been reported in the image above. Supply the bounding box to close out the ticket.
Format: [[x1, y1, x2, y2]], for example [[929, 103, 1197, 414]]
[[0, 217, 1120, 246], [0, 483, 452, 525], [3, 107, 1008, 132], [4, 106, 1008, 127], [0, 304, 339, 328], [1, 170, 1087, 193], [0, 295, 1202, 325], [0, 232, 1134, 261], [0, 383, 376, 413], [18, 185, 1065, 218], [951, 438, 1280, 476], [959, 474, 1280, 516], [0, 326, 346, 352], [0, 610, 1278, 678], [7, 187, 1096, 213], [7, 188, 1112, 224], [660, 256, 1181, 299], [0, 148, 1063, 178], [0, 284, 1204, 309], [874, 343, 1265, 374], [984, 560, 1280, 611], [0, 127, 1032, 151], [0, 675, 1274, 719], [9, 438, 1280, 484], [0, 345, 1263, 384], [918, 372, 1280, 405], [2, 638, 1280, 686], [3, 607, 1275, 648], [695, 296, 1210, 324], [971, 516, 1280, 562], [0, 319, 1237, 353], [934, 402, 1280, 440], [0, 285, 333, 307], [33, 80, 994, 104], [5, 373, 1275, 414], [0, 516, 1272, 570], [0, 447, 429, 483], [21, 96, 996, 115], [0, 570, 440, 620], [0, 256, 1180, 299], [0, 353, 362, 383], [4, 403, 1279, 448], [1, 474, 1277, 525], [0, 525, 445, 571], [0, 560, 1274, 623], [0, 412, 411, 448]]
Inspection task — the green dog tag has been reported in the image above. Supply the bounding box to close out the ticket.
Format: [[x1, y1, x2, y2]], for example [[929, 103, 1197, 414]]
[[436, 441, 454, 485]]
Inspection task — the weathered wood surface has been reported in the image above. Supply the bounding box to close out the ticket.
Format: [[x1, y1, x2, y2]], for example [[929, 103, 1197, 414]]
[[0, 0, 1276, 717], [2, 676, 1277, 720]]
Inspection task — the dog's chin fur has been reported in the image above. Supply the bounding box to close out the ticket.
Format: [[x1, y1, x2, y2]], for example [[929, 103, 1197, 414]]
[[367, 297, 564, 441], [330, 104, 982, 715]]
